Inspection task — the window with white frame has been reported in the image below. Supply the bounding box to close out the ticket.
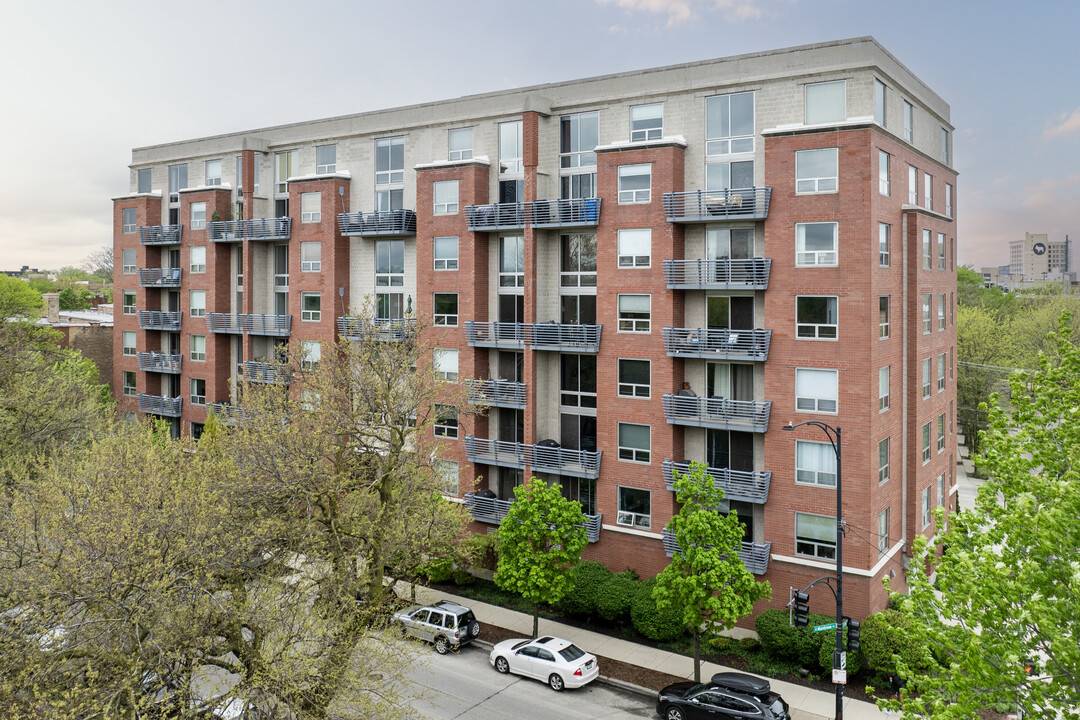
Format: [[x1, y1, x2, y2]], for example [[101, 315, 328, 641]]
[[123, 371, 136, 396], [922, 293, 932, 333], [301, 242, 321, 271], [434, 405, 458, 439], [924, 173, 933, 211], [301, 340, 321, 371], [191, 334, 206, 362], [190, 290, 206, 318], [560, 111, 598, 199], [275, 151, 296, 195], [795, 222, 838, 266], [122, 330, 136, 356], [435, 459, 459, 496], [499, 235, 524, 288], [941, 128, 949, 164], [617, 359, 650, 398], [618, 294, 650, 332], [434, 293, 458, 326], [922, 229, 932, 269], [433, 180, 459, 215], [122, 248, 136, 274], [937, 233, 946, 270], [903, 100, 913, 143], [945, 183, 953, 218], [796, 296, 837, 339], [122, 207, 136, 233], [376, 240, 405, 288], [796, 440, 837, 487], [796, 368, 838, 413], [617, 487, 651, 529], [190, 202, 206, 230], [630, 103, 663, 142], [878, 150, 890, 195], [448, 128, 473, 161], [169, 163, 188, 203], [795, 148, 838, 194], [561, 233, 597, 287], [706, 91, 755, 156], [618, 423, 651, 463], [921, 486, 931, 527], [205, 159, 222, 186], [122, 291, 136, 315], [190, 245, 206, 274], [879, 437, 890, 483], [434, 349, 459, 382], [301, 192, 321, 223], [908, 165, 918, 204], [796, 512, 836, 559], [874, 79, 886, 125], [938, 353, 947, 391], [618, 164, 651, 203], [879, 296, 890, 339], [937, 473, 946, 508], [922, 358, 931, 399], [375, 137, 404, 211], [617, 228, 651, 268], [499, 121, 523, 176], [316, 144, 337, 174], [879, 366, 890, 411], [938, 292, 946, 330], [878, 507, 890, 555], [301, 292, 321, 321], [922, 422, 931, 464], [805, 80, 846, 125], [434, 236, 459, 270], [560, 355, 596, 409], [879, 223, 890, 266], [189, 378, 206, 405], [138, 168, 152, 194]]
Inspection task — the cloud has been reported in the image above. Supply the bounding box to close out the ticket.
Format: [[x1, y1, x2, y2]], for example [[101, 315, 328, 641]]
[[1044, 108, 1080, 139], [595, 0, 776, 27]]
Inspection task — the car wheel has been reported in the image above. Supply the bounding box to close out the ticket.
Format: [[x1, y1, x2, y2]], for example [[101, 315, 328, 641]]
[[665, 707, 685, 720], [469, 620, 480, 637], [548, 674, 564, 692], [434, 636, 450, 655], [495, 656, 509, 674]]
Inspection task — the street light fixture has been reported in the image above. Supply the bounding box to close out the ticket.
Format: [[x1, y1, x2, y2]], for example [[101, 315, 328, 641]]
[[783, 420, 844, 720]]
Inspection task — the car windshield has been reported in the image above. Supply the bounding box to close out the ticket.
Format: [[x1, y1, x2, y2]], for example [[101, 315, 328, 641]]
[[769, 698, 786, 716], [511, 639, 532, 650], [558, 644, 585, 662]]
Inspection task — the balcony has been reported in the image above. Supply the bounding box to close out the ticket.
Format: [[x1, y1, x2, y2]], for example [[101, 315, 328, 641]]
[[663, 327, 772, 361], [337, 316, 416, 342], [663, 258, 772, 290], [463, 322, 602, 352], [337, 210, 417, 237], [662, 459, 771, 504], [464, 322, 526, 349], [243, 360, 290, 385], [206, 313, 291, 336], [207, 217, 291, 242], [528, 198, 601, 229], [464, 435, 602, 479], [662, 394, 771, 433], [663, 187, 771, 223], [139, 225, 182, 245], [661, 529, 771, 575], [138, 267, 182, 288], [138, 310, 182, 331], [136, 393, 182, 418], [466, 379, 527, 409], [137, 351, 181, 374], [207, 403, 247, 425], [462, 492, 603, 543], [466, 202, 526, 231]]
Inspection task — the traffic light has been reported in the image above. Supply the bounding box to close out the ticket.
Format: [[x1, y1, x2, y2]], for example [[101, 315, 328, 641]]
[[847, 619, 861, 652], [792, 591, 810, 627]]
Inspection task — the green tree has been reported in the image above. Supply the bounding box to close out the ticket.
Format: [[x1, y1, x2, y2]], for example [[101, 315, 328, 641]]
[[890, 314, 1080, 719], [494, 478, 588, 637], [57, 286, 93, 310], [653, 462, 771, 682]]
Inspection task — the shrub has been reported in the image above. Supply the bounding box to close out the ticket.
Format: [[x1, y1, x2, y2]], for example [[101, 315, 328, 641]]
[[630, 578, 685, 642], [755, 609, 836, 667], [709, 635, 734, 653], [451, 569, 476, 586], [560, 562, 612, 617], [738, 636, 760, 652], [416, 557, 453, 584], [817, 628, 862, 675], [596, 571, 636, 622], [860, 609, 926, 676]]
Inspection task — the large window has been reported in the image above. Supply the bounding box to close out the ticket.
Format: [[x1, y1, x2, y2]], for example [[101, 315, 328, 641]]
[[908, 165, 918, 204], [938, 292, 947, 330], [618, 423, 651, 463], [878, 437, 890, 483], [434, 293, 458, 326], [434, 236, 458, 270], [190, 378, 206, 405], [941, 128, 950, 164], [274, 151, 296, 195], [796, 440, 837, 487], [205, 159, 222, 186], [617, 359, 650, 398], [434, 349, 459, 381], [433, 180, 459, 215], [137, 168, 152, 194], [190, 290, 206, 318], [316, 144, 337, 174], [795, 368, 838, 413], [878, 508, 890, 555], [169, 163, 188, 202], [122, 291, 136, 315], [301, 242, 321, 272], [922, 422, 931, 464], [617, 487, 651, 529], [924, 173, 933, 211], [301, 192, 321, 223], [561, 233, 597, 287], [375, 137, 404, 211], [499, 120, 523, 176], [938, 413, 946, 453], [938, 353, 947, 392], [618, 294, 651, 333], [796, 512, 836, 559], [190, 245, 206, 274], [560, 111, 598, 198], [122, 208, 136, 234], [937, 233, 947, 271], [448, 128, 473, 162], [434, 405, 458, 439], [922, 293, 932, 333], [617, 229, 651, 268], [805, 80, 846, 125], [190, 202, 206, 230], [123, 371, 136, 396], [874, 79, 886, 125], [376, 240, 405, 289], [301, 292, 321, 322], [879, 366, 890, 411], [499, 235, 524, 289], [795, 148, 838, 194], [903, 100, 914, 143], [122, 248, 136, 274], [921, 486, 931, 527], [796, 296, 837, 339], [618, 164, 651, 203], [878, 150, 890, 195], [879, 222, 890, 267], [122, 330, 136, 356], [630, 103, 663, 142], [795, 222, 838, 266], [879, 296, 890, 339], [560, 354, 596, 409], [922, 358, 931, 399], [190, 335, 206, 362], [946, 184, 953, 218], [706, 91, 755, 156]]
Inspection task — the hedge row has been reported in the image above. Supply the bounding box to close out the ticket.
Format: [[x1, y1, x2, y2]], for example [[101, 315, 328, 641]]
[[561, 562, 684, 642]]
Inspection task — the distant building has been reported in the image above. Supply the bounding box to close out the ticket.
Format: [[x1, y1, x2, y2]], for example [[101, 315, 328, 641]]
[[997, 233, 1073, 289], [40, 292, 114, 390]]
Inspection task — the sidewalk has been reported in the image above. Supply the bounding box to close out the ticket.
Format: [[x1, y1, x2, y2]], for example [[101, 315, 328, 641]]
[[406, 583, 891, 720]]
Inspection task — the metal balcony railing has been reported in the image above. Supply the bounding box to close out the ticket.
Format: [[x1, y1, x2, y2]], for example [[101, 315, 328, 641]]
[[337, 316, 417, 342], [662, 394, 771, 433], [206, 313, 291, 336], [466, 202, 527, 231], [464, 322, 602, 352], [138, 267, 182, 287], [527, 198, 601, 228], [207, 403, 247, 425], [466, 379, 527, 409], [206, 313, 244, 334], [662, 327, 772, 361], [464, 435, 602, 479], [663, 187, 771, 222], [207, 217, 291, 242], [139, 225, 182, 245], [463, 322, 526, 349], [662, 459, 771, 505], [242, 361, 290, 384], [663, 258, 772, 290], [462, 493, 602, 543], [136, 393, 182, 417], [137, 351, 181, 374], [138, 310, 182, 331], [337, 209, 417, 236], [661, 530, 771, 575]]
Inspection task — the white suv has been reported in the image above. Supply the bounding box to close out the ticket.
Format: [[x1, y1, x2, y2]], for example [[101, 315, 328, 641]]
[[392, 600, 480, 654]]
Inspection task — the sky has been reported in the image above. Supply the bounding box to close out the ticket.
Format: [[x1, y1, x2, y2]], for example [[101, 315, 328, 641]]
[[0, 0, 1077, 273]]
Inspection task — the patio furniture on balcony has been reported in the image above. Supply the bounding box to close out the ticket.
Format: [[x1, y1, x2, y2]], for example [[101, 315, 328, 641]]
[[662, 394, 771, 432], [662, 258, 771, 290], [662, 327, 771, 361], [662, 187, 771, 222], [137, 351, 181, 374], [138, 267, 182, 287]]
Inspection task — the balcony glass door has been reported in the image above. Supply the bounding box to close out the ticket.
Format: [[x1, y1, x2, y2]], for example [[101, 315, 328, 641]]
[[560, 413, 597, 452], [706, 429, 754, 471], [706, 362, 753, 401], [707, 296, 753, 331]]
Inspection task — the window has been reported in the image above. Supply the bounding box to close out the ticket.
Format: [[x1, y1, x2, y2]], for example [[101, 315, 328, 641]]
[[122, 208, 136, 233], [122, 291, 136, 315], [938, 292, 946, 330], [561, 233, 597, 287], [922, 358, 931, 399], [921, 229, 932, 270], [879, 296, 890, 339], [922, 422, 931, 464], [617, 359, 650, 398], [191, 335, 206, 362], [878, 508, 890, 555], [924, 173, 933, 211], [617, 164, 651, 203], [560, 355, 596, 408], [796, 296, 837, 340], [316, 144, 337, 174], [376, 240, 404, 288], [435, 460, 459, 496], [169, 163, 188, 202], [937, 234, 946, 271], [499, 235, 524, 288], [190, 290, 206, 318], [617, 229, 651, 268], [879, 223, 890, 266], [796, 440, 837, 487], [937, 413, 947, 453], [706, 159, 754, 192], [499, 121, 523, 176], [795, 148, 838, 194], [706, 91, 755, 156], [938, 353, 947, 391], [921, 486, 931, 527], [795, 222, 838, 266], [618, 294, 650, 332], [874, 79, 886, 125], [122, 248, 136, 274], [922, 293, 932, 333], [878, 437, 890, 484], [879, 366, 890, 411], [938, 473, 946, 508], [122, 330, 136, 356], [805, 80, 845, 124], [300, 389, 320, 412], [301, 340, 321, 371], [137, 168, 152, 194], [618, 423, 651, 463], [190, 246, 206, 274], [908, 165, 918, 204], [878, 150, 890, 195], [796, 512, 836, 559], [375, 135, 404, 185], [903, 101, 913, 143], [301, 192, 321, 223], [448, 128, 473, 161], [301, 292, 321, 321], [945, 183, 953, 218], [434, 349, 459, 381], [190, 378, 206, 406], [433, 180, 459, 215], [123, 371, 136, 397], [434, 236, 458, 270], [560, 111, 598, 198], [617, 487, 651, 529], [434, 293, 458, 326], [274, 150, 296, 195], [941, 128, 949, 164], [630, 103, 663, 141], [434, 405, 458, 439], [190, 202, 206, 230], [796, 368, 838, 413], [301, 242, 321, 272], [205, 159, 222, 186]]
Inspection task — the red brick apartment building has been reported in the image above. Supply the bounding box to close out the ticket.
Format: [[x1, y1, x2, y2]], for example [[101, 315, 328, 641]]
[[113, 37, 957, 619]]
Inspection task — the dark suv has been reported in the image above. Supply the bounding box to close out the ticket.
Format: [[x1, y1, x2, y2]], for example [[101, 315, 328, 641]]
[[392, 600, 480, 654], [657, 672, 790, 720]]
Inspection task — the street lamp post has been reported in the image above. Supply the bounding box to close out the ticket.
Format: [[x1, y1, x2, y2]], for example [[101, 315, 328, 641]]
[[784, 420, 843, 720]]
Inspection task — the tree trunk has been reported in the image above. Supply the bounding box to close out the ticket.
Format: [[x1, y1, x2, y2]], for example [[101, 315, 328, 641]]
[[693, 626, 701, 683]]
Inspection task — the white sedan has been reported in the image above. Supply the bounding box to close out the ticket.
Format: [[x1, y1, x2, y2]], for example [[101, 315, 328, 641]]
[[489, 636, 599, 691]]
